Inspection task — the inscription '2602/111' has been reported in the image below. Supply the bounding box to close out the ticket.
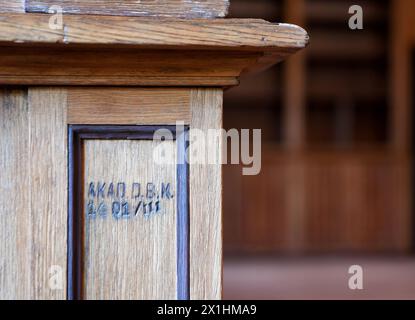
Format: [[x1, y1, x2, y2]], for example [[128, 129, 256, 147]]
[[86, 182, 174, 220]]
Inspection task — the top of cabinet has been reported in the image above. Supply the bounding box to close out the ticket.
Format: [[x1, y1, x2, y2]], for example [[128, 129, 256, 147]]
[[0, 13, 309, 86], [0, 13, 308, 50]]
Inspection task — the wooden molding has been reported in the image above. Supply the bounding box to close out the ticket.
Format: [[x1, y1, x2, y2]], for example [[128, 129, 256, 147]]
[[0, 13, 309, 86], [0, 46, 257, 86], [26, 0, 230, 18]]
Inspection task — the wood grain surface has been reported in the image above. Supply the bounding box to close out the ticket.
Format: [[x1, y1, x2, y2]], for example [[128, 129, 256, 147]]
[[0, 88, 67, 299], [26, 0, 230, 18], [83, 140, 177, 300], [0, 13, 309, 51], [0, 47, 254, 86], [1, 86, 225, 299], [0, 14, 308, 86], [0, 88, 30, 299], [67, 88, 191, 125], [0, 1, 24, 12], [28, 88, 68, 299], [189, 88, 223, 300]]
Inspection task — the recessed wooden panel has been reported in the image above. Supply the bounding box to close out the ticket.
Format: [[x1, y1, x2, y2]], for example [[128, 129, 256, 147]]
[[83, 139, 177, 300], [68, 126, 189, 300]]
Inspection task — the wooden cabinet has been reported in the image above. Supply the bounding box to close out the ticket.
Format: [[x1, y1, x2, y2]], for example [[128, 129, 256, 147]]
[[0, 4, 308, 299]]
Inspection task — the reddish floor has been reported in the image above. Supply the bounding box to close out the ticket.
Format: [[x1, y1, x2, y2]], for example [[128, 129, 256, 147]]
[[223, 256, 415, 300]]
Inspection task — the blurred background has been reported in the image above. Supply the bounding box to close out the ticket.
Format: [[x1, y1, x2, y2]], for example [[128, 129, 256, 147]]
[[223, 0, 415, 299]]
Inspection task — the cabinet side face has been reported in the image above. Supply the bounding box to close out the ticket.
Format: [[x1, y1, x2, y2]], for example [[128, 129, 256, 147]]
[[1, 86, 224, 300], [189, 88, 223, 300], [0, 87, 68, 300]]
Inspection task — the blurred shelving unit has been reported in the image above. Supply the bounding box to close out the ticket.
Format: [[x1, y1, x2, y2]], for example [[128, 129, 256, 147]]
[[224, 0, 413, 254]]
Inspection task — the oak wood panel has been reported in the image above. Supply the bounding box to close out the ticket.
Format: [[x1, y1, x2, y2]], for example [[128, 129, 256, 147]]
[[83, 140, 177, 300], [189, 88, 223, 300], [28, 88, 68, 299], [0, 0, 24, 12], [0, 88, 30, 299], [67, 88, 191, 125], [26, 0, 230, 18], [0, 14, 309, 51], [0, 88, 67, 299]]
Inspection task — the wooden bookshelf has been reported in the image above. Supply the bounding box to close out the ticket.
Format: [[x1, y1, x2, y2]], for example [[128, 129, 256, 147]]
[[224, 0, 414, 254]]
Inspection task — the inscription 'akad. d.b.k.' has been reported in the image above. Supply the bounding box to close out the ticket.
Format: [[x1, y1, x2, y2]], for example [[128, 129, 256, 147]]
[[86, 181, 174, 220]]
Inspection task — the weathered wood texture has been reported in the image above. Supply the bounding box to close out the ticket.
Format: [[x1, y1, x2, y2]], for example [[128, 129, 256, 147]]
[[0, 88, 29, 299], [83, 140, 177, 300], [67, 88, 191, 125], [0, 14, 308, 86], [0, 88, 67, 299], [0, 14, 308, 51], [0, 0, 24, 12], [189, 89, 223, 300], [26, 0, 229, 18]]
